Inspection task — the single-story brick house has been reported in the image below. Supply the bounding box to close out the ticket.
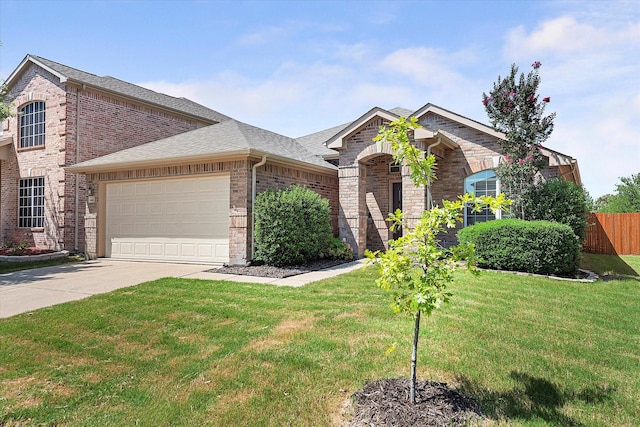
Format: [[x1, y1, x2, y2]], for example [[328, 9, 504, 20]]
[[2, 55, 581, 265]]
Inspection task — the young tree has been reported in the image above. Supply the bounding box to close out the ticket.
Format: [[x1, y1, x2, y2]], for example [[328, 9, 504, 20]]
[[367, 117, 509, 404], [482, 62, 554, 219]]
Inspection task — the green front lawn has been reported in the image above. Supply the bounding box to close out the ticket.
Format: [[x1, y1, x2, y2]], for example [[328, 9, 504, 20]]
[[1, 255, 638, 426], [0, 256, 84, 274]]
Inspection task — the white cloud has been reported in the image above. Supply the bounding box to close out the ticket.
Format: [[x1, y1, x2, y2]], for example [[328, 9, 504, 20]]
[[379, 47, 475, 87], [504, 17, 608, 56], [500, 11, 640, 197], [139, 9, 637, 198]]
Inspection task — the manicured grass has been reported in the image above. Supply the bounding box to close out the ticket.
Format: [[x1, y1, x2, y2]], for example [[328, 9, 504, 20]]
[[1, 255, 638, 426], [0, 256, 84, 274]]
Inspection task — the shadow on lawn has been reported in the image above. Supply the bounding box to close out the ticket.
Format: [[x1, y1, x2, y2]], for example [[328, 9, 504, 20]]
[[458, 371, 615, 426]]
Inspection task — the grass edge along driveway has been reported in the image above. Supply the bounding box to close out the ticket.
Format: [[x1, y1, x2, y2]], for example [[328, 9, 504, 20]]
[[1, 255, 639, 426]]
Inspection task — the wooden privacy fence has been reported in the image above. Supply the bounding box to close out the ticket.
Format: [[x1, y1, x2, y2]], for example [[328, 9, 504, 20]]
[[583, 212, 640, 255]]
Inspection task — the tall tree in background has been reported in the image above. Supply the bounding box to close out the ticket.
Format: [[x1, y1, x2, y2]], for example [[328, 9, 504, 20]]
[[599, 173, 640, 213], [0, 83, 11, 123], [483, 62, 555, 219], [0, 42, 13, 122]]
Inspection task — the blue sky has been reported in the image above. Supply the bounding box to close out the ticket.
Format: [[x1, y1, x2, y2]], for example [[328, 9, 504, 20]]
[[1, 0, 638, 198]]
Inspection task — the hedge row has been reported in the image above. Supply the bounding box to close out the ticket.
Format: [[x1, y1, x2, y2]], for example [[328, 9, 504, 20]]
[[457, 219, 580, 276]]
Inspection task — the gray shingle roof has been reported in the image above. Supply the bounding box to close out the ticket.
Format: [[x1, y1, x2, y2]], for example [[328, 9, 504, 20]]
[[68, 119, 336, 172], [29, 55, 231, 124], [294, 122, 348, 157], [389, 106, 415, 117]]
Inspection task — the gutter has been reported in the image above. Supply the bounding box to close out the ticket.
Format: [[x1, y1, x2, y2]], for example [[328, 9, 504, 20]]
[[425, 137, 442, 210], [74, 84, 85, 252], [251, 155, 268, 260], [66, 149, 336, 175]]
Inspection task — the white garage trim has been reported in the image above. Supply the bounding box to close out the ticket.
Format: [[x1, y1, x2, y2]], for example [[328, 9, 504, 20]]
[[104, 174, 230, 264]]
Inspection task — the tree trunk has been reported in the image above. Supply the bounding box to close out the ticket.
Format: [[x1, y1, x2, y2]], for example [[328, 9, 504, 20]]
[[410, 310, 421, 404]]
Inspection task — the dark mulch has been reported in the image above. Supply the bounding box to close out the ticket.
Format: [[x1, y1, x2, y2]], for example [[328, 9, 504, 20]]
[[0, 247, 55, 256], [207, 258, 354, 278], [349, 378, 484, 427]]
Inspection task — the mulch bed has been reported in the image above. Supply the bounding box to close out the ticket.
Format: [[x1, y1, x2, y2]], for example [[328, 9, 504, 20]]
[[207, 258, 353, 278], [349, 378, 484, 427], [0, 247, 55, 256]]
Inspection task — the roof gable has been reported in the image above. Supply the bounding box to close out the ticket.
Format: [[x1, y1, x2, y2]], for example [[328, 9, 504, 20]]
[[413, 103, 504, 140], [326, 107, 400, 149], [4, 54, 231, 124]]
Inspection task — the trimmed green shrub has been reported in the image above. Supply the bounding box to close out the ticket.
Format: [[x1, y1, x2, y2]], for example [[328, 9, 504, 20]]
[[254, 185, 334, 266], [457, 219, 580, 276], [320, 237, 354, 261], [525, 178, 589, 240]]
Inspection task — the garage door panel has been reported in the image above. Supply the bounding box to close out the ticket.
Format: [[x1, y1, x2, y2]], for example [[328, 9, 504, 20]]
[[106, 175, 230, 263]]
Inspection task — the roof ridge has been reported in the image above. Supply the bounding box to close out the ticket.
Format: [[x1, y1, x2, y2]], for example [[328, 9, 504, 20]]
[[22, 54, 232, 124]]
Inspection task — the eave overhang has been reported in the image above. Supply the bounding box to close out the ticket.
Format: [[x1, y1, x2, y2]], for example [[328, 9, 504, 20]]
[[414, 128, 459, 150], [0, 135, 13, 161], [4, 55, 68, 88], [413, 103, 505, 140], [65, 149, 337, 176]]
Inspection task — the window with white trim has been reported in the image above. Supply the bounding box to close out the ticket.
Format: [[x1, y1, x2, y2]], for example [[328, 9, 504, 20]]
[[19, 101, 46, 148], [19, 177, 45, 228], [464, 170, 500, 226]]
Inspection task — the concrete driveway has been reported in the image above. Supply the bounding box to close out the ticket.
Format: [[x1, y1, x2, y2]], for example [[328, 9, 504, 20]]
[[0, 258, 366, 319], [0, 260, 214, 318]]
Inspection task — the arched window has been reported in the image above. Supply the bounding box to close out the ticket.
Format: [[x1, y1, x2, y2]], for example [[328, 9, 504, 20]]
[[19, 101, 46, 148], [464, 170, 501, 226]]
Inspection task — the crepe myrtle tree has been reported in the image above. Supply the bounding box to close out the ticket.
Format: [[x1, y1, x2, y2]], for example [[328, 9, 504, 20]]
[[483, 61, 554, 219], [367, 117, 509, 404]]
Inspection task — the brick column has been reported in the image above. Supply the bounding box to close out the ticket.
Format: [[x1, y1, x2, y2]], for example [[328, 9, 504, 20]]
[[229, 161, 251, 266], [83, 177, 99, 259], [402, 164, 426, 230], [339, 164, 367, 257]]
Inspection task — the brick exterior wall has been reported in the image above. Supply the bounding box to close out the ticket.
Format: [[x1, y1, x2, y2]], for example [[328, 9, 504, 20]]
[[1, 66, 67, 249], [255, 162, 339, 233], [2, 59, 575, 263], [336, 117, 434, 256], [333, 110, 568, 254], [82, 158, 337, 265], [0, 62, 213, 252]]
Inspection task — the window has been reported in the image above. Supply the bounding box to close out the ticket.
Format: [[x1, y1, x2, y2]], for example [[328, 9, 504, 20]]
[[19, 177, 45, 228], [19, 101, 46, 148], [464, 170, 500, 226]]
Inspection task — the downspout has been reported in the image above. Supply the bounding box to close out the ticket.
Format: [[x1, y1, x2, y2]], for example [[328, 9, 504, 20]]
[[425, 137, 442, 210], [251, 155, 268, 260], [74, 84, 84, 252]]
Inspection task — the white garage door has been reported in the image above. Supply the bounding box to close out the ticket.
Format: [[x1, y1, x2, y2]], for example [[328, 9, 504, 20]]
[[105, 175, 230, 263]]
